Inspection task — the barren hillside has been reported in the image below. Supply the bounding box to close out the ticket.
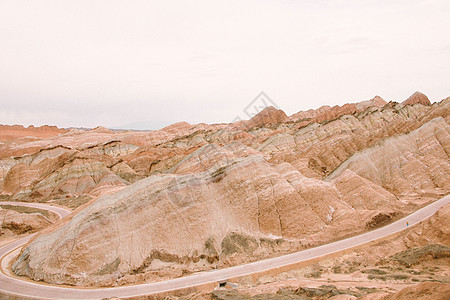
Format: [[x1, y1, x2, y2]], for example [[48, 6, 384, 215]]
[[1, 92, 449, 287]]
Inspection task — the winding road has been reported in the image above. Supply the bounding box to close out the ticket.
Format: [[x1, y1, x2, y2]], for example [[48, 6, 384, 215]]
[[0, 195, 449, 299]]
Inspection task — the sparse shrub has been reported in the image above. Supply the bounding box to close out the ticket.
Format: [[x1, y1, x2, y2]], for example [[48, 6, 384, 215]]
[[356, 286, 379, 293], [392, 274, 411, 280], [332, 266, 342, 273], [204, 237, 217, 254], [368, 274, 410, 281], [221, 232, 258, 255], [362, 268, 387, 275], [391, 244, 450, 267], [368, 274, 387, 281], [305, 270, 322, 278]]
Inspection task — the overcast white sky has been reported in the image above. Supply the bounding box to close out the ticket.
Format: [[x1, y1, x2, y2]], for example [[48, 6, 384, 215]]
[[0, 0, 449, 129]]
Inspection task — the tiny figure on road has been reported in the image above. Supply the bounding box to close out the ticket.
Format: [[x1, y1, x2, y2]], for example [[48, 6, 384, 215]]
[[406, 222, 409, 227]]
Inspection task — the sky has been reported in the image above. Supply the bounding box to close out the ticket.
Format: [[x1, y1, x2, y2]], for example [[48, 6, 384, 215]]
[[0, 0, 449, 130]]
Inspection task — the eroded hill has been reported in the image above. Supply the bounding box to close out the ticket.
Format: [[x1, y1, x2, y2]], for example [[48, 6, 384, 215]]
[[1, 92, 449, 286]]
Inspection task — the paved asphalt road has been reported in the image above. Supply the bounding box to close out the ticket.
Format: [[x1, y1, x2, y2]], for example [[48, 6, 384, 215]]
[[0, 195, 449, 299]]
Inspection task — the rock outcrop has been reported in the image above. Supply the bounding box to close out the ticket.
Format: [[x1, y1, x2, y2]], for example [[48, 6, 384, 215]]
[[2, 150, 128, 203], [0, 206, 54, 236]]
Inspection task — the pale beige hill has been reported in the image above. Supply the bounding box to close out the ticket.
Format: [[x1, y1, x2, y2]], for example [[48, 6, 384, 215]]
[[161, 121, 192, 133], [327, 117, 450, 198], [171, 142, 261, 175], [12, 142, 407, 286], [2, 150, 128, 204], [10, 153, 321, 285], [0, 145, 70, 181]]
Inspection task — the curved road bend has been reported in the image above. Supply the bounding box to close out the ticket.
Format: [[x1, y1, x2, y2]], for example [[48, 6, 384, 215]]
[[0, 195, 449, 299]]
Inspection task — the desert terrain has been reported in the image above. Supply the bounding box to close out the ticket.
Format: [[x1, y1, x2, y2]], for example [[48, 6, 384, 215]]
[[0, 91, 449, 299]]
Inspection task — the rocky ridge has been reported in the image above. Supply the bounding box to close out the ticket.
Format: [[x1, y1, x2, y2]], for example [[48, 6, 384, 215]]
[[0, 124, 66, 143]]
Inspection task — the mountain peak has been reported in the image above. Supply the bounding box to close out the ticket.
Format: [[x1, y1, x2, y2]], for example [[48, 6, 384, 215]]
[[402, 91, 431, 106], [372, 95, 387, 106], [245, 106, 289, 128]]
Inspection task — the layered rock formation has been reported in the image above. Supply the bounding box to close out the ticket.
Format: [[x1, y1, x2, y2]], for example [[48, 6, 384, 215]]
[[240, 106, 290, 129], [289, 95, 387, 124], [402, 91, 431, 106], [0, 206, 56, 237], [3, 91, 450, 286], [1, 149, 128, 205], [327, 117, 450, 198], [10, 148, 404, 285]]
